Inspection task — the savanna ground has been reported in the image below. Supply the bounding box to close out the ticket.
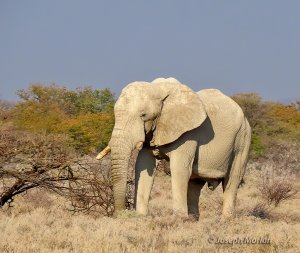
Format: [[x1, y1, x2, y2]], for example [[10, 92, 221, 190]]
[[0, 151, 299, 253]]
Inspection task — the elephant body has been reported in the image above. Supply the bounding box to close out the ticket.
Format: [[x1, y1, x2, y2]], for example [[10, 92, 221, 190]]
[[100, 77, 251, 219], [195, 89, 250, 180]]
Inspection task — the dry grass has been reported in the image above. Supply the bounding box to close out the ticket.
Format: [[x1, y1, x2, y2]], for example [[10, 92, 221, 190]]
[[0, 159, 299, 253]]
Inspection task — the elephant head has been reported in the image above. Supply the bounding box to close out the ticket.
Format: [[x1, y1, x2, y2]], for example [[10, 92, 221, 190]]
[[98, 78, 207, 213]]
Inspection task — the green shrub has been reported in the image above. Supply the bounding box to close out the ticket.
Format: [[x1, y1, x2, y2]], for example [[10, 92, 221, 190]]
[[250, 133, 265, 158]]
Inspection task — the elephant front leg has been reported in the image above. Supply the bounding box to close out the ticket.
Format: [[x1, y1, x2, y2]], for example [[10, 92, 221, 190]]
[[135, 148, 157, 215], [169, 140, 197, 216]]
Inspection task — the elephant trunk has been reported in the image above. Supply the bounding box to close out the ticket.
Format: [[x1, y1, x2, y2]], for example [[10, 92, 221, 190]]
[[109, 108, 145, 213], [110, 132, 133, 212]]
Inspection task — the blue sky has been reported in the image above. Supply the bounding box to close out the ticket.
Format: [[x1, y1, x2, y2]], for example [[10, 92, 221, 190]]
[[0, 1, 299, 102]]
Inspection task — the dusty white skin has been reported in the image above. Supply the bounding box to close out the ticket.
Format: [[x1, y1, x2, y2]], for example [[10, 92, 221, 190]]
[[97, 78, 251, 219]]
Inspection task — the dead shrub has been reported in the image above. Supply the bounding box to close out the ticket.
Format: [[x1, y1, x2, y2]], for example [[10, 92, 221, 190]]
[[67, 156, 114, 216], [66, 155, 135, 216], [248, 202, 272, 220], [0, 128, 132, 216], [258, 164, 298, 207], [0, 128, 75, 207]]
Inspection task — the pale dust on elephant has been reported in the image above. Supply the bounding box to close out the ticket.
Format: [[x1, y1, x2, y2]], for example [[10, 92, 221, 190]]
[[97, 77, 251, 220]]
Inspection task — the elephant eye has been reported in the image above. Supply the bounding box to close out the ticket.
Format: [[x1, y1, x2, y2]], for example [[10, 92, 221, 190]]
[[141, 113, 146, 117]]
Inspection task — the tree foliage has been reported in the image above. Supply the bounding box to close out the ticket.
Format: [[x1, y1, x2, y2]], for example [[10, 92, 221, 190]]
[[231, 93, 268, 128], [232, 93, 300, 158], [61, 113, 114, 153], [0, 101, 14, 123], [16, 84, 114, 115], [3, 85, 300, 158], [14, 100, 67, 133], [13, 84, 115, 153]]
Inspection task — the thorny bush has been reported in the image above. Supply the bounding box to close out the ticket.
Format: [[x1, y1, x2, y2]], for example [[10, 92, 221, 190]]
[[0, 128, 133, 216], [257, 143, 299, 207]]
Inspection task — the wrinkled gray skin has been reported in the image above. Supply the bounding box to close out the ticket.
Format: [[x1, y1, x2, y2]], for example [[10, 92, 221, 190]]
[[108, 78, 251, 219]]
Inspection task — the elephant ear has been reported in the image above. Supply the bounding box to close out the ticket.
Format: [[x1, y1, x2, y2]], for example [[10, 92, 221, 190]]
[[151, 78, 207, 146]]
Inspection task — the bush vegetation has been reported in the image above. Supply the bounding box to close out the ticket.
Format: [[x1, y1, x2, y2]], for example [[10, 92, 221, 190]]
[[1, 84, 298, 157], [0, 128, 75, 207], [12, 84, 115, 153], [231, 93, 300, 158]]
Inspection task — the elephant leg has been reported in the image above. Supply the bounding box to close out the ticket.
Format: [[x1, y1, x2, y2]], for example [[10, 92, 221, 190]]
[[134, 148, 156, 215], [222, 152, 245, 218], [187, 178, 205, 219], [222, 183, 238, 218], [169, 140, 197, 216], [222, 121, 251, 218]]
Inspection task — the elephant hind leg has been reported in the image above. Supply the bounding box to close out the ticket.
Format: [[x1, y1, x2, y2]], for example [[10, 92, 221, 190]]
[[222, 119, 251, 218], [187, 178, 205, 220]]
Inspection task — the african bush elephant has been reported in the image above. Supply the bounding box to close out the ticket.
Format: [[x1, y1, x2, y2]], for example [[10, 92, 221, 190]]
[[97, 78, 251, 219]]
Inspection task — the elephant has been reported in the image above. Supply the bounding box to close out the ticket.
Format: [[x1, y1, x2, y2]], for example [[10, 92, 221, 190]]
[[97, 77, 251, 219]]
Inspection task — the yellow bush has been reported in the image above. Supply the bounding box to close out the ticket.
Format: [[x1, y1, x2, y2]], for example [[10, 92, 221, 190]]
[[13, 101, 67, 133], [270, 103, 300, 128], [12, 84, 115, 153], [60, 112, 114, 153]]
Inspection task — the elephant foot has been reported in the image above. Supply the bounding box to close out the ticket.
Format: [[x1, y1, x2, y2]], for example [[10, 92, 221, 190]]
[[171, 210, 199, 222], [187, 207, 200, 221], [172, 208, 189, 219], [135, 207, 148, 216], [221, 213, 235, 221], [221, 207, 236, 220], [187, 212, 199, 221]]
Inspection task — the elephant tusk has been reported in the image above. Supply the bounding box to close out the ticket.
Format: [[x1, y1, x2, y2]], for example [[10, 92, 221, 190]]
[[96, 146, 111, 160]]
